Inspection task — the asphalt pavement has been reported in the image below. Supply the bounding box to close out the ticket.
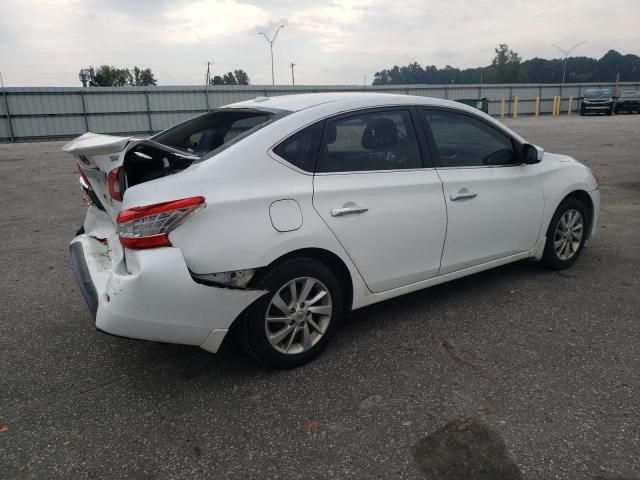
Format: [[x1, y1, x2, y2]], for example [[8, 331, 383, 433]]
[[1, 114, 639, 479]]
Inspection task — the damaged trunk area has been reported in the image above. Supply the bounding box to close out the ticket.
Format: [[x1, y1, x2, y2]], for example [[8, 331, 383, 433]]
[[123, 108, 275, 190], [66, 108, 281, 217]]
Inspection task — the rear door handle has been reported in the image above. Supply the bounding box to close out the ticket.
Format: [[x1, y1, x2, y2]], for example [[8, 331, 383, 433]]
[[450, 190, 478, 201], [331, 205, 369, 217]]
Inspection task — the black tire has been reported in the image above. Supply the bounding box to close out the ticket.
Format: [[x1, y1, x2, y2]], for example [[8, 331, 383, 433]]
[[235, 257, 344, 369], [579, 107, 585, 116], [541, 198, 588, 270], [606, 107, 613, 116]]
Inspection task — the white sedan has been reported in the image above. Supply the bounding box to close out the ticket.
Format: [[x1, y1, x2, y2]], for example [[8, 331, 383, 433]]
[[66, 93, 599, 368]]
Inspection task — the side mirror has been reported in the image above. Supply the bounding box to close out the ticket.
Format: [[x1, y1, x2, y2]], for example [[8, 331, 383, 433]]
[[523, 143, 544, 164]]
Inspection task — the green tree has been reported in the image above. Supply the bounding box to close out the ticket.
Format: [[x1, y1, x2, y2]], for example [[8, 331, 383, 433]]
[[208, 70, 250, 85], [84, 65, 158, 86], [233, 69, 250, 85], [487, 44, 526, 83], [371, 48, 640, 85], [222, 72, 237, 85], [131, 66, 157, 86], [89, 65, 131, 86]]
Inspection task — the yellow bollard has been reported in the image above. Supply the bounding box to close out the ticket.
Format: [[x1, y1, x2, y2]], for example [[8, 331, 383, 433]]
[[552, 96, 557, 116], [501, 97, 505, 118], [535, 96, 540, 117], [567, 95, 573, 115], [513, 96, 519, 118]]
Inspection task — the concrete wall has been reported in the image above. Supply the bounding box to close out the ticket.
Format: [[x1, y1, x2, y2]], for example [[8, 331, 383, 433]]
[[2, 82, 639, 142]]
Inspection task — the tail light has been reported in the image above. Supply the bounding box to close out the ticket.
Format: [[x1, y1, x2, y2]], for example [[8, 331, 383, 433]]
[[107, 167, 123, 201], [117, 196, 205, 249]]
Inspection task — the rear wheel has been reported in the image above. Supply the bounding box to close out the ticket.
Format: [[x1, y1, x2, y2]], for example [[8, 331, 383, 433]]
[[541, 198, 588, 270], [236, 258, 344, 368]]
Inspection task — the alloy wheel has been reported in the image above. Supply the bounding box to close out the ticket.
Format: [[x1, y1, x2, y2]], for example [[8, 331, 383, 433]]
[[264, 277, 332, 355], [554, 209, 584, 261]]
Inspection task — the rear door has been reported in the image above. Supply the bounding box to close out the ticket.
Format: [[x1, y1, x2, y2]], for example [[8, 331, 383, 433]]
[[419, 108, 544, 275], [312, 108, 447, 293]]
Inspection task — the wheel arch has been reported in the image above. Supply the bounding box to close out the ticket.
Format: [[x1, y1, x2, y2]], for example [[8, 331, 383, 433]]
[[556, 189, 595, 239], [250, 247, 354, 313]]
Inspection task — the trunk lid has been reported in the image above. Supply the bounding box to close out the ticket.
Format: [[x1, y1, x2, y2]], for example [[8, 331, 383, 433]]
[[64, 132, 201, 223], [64, 133, 138, 221]]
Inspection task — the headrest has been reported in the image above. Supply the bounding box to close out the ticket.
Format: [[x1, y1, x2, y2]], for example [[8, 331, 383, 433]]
[[325, 121, 337, 144], [361, 117, 398, 150]]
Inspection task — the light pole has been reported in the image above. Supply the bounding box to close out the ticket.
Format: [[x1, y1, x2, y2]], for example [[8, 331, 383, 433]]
[[290, 62, 296, 86], [551, 41, 586, 84], [259, 25, 285, 86], [205, 61, 211, 85]]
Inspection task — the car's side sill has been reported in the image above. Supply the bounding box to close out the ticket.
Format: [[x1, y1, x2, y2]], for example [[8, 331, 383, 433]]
[[353, 250, 534, 310]]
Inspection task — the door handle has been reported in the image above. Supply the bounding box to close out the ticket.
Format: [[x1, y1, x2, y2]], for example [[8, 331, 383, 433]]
[[450, 190, 478, 201], [331, 205, 369, 217]]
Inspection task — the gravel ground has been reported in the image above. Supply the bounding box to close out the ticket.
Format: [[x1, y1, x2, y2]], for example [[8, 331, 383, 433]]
[[1, 114, 639, 479]]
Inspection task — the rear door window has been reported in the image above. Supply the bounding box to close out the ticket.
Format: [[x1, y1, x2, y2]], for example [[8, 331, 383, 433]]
[[317, 109, 422, 173]]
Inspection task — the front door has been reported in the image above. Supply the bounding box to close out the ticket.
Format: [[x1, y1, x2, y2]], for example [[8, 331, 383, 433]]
[[419, 108, 544, 275]]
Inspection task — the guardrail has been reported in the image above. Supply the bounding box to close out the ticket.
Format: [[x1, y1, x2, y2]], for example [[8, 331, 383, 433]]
[[1, 82, 639, 142]]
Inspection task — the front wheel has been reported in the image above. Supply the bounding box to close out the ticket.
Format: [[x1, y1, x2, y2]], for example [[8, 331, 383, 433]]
[[236, 258, 344, 368], [541, 198, 588, 270]]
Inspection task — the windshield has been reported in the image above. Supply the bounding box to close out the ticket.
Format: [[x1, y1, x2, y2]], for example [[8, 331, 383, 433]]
[[584, 89, 611, 99], [151, 108, 281, 155]]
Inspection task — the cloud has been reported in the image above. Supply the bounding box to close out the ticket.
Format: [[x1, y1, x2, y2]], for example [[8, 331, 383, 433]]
[[0, 0, 638, 86]]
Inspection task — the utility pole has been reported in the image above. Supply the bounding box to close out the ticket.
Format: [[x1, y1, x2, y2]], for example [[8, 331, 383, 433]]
[[551, 41, 586, 84], [259, 25, 285, 86], [290, 62, 296, 86], [205, 61, 211, 85]]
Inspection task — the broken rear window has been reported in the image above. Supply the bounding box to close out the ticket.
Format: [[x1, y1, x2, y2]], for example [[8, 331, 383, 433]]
[[151, 108, 282, 156]]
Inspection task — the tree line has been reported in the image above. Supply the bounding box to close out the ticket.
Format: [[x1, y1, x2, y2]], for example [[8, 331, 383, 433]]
[[79, 65, 251, 86], [79, 65, 158, 87], [373, 46, 640, 85]]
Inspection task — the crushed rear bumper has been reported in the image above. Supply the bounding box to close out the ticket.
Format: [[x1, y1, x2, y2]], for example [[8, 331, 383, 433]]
[[69, 207, 267, 353]]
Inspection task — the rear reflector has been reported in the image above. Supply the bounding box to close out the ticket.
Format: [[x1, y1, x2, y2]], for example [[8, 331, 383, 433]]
[[117, 196, 205, 249], [107, 167, 123, 201]]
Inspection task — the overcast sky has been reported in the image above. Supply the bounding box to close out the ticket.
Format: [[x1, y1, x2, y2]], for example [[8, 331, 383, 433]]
[[1, 0, 638, 87]]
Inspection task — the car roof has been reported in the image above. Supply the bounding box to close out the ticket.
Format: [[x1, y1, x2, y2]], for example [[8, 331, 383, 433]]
[[225, 92, 473, 113]]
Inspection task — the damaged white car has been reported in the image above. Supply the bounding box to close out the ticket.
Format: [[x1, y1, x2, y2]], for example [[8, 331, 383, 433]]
[[67, 93, 599, 368]]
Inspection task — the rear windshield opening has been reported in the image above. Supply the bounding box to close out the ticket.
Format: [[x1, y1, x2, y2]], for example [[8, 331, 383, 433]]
[[152, 109, 276, 156]]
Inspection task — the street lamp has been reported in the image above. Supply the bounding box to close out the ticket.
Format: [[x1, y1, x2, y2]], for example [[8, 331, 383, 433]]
[[550, 41, 586, 84], [259, 25, 285, 86]]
